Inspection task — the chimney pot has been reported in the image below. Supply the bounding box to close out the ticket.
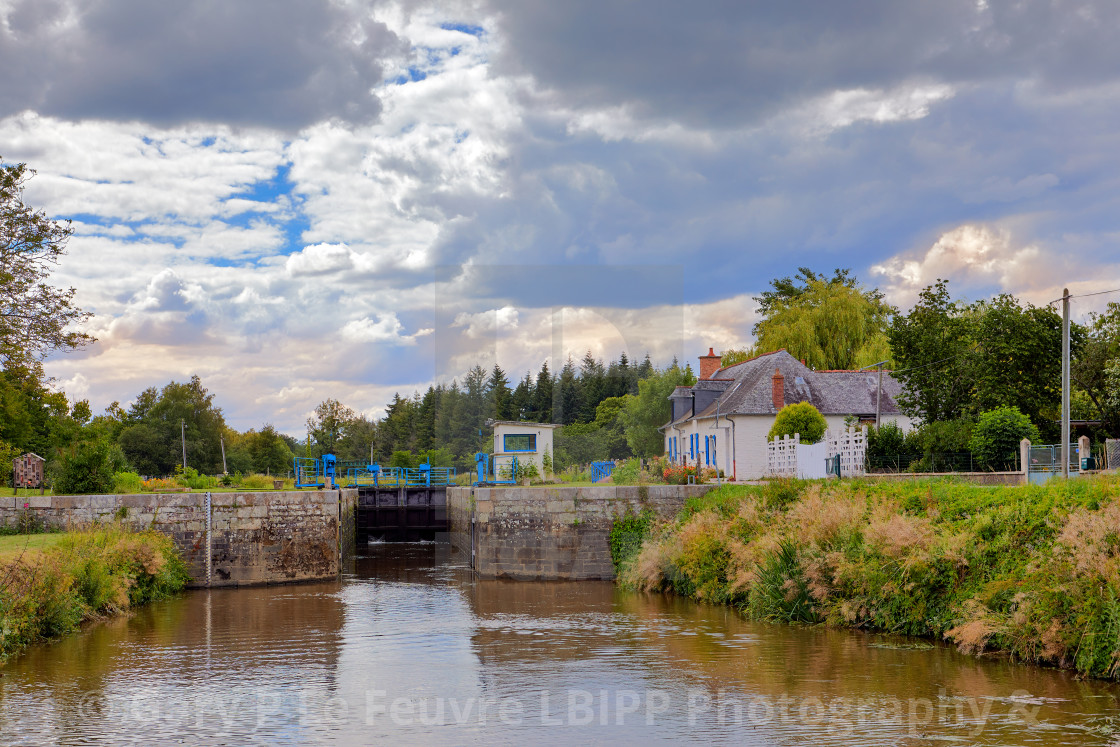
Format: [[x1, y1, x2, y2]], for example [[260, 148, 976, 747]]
[[698, 347, 722, 381], [772, 367, 785, 410]]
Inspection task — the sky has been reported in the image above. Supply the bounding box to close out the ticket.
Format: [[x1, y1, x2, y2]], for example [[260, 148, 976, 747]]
[[3, 0, 1120, 434]]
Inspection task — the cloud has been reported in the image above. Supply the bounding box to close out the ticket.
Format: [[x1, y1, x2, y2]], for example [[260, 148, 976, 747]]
[[872, 224, 1044, 303], [0, 0, 406, 128], [451, 306, 519, 338], [340, 314, 433, 345]]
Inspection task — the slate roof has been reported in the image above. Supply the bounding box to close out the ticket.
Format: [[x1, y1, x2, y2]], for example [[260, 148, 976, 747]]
[[669, 349, 905, 425]]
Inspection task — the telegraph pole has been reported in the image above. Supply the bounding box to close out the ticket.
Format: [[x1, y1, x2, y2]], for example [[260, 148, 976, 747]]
[[220, 435, 228, 474], [1062, 288, 1070, 479], [181, 419, 188, 471]]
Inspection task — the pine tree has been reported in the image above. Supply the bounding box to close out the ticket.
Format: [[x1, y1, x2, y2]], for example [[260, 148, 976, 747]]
[[557, 356, 582, 425], [533, 361, 554, 423], [487, 364, 513, 421], [511, 372, 533, 421]]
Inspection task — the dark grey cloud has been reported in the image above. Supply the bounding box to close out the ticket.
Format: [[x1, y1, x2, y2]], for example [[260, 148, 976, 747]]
[[0, 0, 405, 128], [490, 0, 1120, 127]]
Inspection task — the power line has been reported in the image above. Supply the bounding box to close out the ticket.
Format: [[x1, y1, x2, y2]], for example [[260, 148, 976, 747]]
[[1048, 287, 1120, 306]]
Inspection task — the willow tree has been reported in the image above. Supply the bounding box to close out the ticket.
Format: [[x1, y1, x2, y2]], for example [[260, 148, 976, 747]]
[[752, 269, 894, 370], [1, 158, 93, 374]]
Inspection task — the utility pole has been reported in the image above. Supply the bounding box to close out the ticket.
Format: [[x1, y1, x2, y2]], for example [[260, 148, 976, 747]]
[[220, 435, 227, 474], [860, 360, 889, 427], [876, 363, 884, 428], [181, 419, 187, 471], [1062, 288, 1071, 479]]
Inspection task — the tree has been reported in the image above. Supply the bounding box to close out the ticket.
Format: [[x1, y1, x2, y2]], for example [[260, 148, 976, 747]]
[[307, 398, 357, 458], [487, 364, 513, 421], [767, 402, 827, 444], [753, 269, 894, 370], [889, 280, 1064, 438], [1, 158, 94, 374], [619, 363, 696, 457], [969, 406, 1039, 471], [1073, 302, 1120, 436], [887, 280, 976, 424], [118, 376, 227, 474], [533, 361, 553, 423]]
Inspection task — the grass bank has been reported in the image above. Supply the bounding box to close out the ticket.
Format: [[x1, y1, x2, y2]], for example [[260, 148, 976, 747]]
[[0, 525, 190, 662], [613, 475, 1120, 679]]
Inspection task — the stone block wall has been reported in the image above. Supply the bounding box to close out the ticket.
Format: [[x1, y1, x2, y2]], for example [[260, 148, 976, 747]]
[[0, 489, 358, 588], [447, 484, 716, 580]]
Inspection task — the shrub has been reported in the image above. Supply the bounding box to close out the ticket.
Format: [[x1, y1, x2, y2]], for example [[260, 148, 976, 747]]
[[112, 471, 144, 494], [970, 406, 1040, 471], [914, 418, 975, 453], [240, 473, 275, 490], [54, 440, 120, 494], [867, 422, 908, 460], [768, 402, 826, 444], [612, 459, 641, 485]]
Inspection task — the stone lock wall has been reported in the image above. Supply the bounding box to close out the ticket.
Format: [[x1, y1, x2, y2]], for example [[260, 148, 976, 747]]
[[448, 484, 716, 580], [0, 489, 358, 588]]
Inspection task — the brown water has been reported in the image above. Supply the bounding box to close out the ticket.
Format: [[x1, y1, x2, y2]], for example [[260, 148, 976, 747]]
[[2, 543, 1119, 746]]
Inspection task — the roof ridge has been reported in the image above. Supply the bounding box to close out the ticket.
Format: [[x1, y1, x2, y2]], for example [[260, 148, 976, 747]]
[[713, 348, 788, 376]]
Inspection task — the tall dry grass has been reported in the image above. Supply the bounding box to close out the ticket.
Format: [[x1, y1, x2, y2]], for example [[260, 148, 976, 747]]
[[0, 524, 189, 662], [612, 474, 1120, 679]]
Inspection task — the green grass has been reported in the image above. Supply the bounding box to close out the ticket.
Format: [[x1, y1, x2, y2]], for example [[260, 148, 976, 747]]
[[0, 487, 53, 498], [0, 533, 65, 563]]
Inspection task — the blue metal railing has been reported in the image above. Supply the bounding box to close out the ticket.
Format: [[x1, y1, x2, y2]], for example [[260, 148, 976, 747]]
[[591, 461, 614, 483], [474, 453, 518, 485]]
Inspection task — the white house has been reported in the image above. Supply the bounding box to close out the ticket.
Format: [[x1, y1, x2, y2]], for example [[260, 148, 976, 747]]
[[663, 348, 915, 480], [492, 421, 561, 475]]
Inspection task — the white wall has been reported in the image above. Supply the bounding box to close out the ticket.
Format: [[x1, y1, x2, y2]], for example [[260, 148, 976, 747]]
[[493, 423, 556, 474]]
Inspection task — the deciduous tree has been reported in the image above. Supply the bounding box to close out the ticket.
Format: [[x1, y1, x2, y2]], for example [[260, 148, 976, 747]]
[[1, 158, 93, 373]]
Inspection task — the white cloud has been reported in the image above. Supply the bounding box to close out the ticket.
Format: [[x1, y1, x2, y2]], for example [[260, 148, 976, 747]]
[[340, 314, 433, 345], [451, 306, 519, 338]]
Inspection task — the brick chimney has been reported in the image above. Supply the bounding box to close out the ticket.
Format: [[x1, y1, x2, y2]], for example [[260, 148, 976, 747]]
[[771, 368, 785, 410], [699, 347, 722, 381]]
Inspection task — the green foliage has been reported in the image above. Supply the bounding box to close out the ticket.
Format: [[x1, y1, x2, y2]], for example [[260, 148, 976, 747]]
[[752, 267, 894, 370], [969, 406, 1039, 470], [306, 398, 356, 458], [0, 158, 94, 374], [767, 402, 827, 444], [389, 450, 416, 469], [619, 363, 696, 457], [118, 376, 227, 475], [866, 422, 907, 460], [541, 446, 553, 476], [0, 525, 189, 662], [889, 280, 1066, 439], [611, 458, 640, 485], [112, 471, 143, 494], [54, 439, 122, 494], [747, 541, 821, 623], [621, 475, 1120, 679]]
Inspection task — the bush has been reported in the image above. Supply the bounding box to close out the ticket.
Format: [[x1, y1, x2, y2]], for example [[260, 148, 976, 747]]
[[914, 418, 974, 453], [970, 406, 1040, 470], [54, 440, 121, 494], [112, 471, 144, 494], [612, 459, 640, 485], [240, 473, 276, 490], [0, 525, 190, 662], [867, 422, 907, 460], [767, 402, 827, 444]]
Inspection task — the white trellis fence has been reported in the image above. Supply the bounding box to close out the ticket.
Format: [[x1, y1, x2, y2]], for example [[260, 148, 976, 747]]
[[767, 426, 868, 478]]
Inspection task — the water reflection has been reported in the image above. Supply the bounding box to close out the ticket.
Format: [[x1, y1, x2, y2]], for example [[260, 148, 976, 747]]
[[1, 542, 1118, 746]]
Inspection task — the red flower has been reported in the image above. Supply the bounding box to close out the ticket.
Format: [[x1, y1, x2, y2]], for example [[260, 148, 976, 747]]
[[23, 502, 29, 509]]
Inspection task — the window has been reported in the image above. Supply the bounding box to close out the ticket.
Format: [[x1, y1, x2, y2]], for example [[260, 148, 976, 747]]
[[503, 434, 537, 452]]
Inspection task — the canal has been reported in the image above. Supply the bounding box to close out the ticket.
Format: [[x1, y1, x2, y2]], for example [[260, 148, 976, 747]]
[[2, 543, 1118, 745]]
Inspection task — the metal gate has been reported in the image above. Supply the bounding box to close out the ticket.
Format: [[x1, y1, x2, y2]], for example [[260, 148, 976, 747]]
[[1027, 444, 1080, 485]]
